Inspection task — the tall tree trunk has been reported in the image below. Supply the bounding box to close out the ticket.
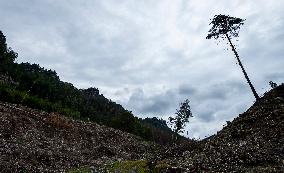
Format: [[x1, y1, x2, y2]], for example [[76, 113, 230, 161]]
[[225, 34, 260, 100]]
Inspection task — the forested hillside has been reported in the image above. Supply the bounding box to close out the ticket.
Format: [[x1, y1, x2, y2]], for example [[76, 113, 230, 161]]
[[0, 30, 176, 144]]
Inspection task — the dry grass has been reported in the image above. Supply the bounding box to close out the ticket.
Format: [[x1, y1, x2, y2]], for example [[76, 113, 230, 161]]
[[47, 113, 73, 129]]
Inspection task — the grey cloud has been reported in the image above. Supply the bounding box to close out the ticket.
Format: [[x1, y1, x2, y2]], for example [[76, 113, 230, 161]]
[[265, 73, 284, 83], [114, 88, 130, 97], [197, 109, 215, 122], [176, 81, 250, 123], [127, 88, 177, 117], [178, 84, 196, 96], [1, 0, 283, 138], [142, 99, 171, 116]]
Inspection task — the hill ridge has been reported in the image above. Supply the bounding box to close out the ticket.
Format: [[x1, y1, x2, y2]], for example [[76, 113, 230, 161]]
[[0, 30, 176, 145]]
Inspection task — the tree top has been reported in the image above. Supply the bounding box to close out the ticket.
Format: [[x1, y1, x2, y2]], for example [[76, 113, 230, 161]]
[[206, 14, 245, 40]]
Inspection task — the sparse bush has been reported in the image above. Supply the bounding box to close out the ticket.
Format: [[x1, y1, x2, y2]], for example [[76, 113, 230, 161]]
[[269, 81, 277, 89]]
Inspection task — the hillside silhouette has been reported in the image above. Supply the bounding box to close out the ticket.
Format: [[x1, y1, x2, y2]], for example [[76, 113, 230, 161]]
[[0, 30, 283, 172], [174, 84, 284, 172], [0, 30, 176, 145], [0, 84, 283, 172]]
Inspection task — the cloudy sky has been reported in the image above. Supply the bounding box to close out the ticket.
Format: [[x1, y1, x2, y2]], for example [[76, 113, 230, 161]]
[[0, 0, 283, 138]]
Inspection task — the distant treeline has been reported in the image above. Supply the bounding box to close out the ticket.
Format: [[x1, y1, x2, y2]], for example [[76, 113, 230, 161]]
[[0, 30, 176, 144]]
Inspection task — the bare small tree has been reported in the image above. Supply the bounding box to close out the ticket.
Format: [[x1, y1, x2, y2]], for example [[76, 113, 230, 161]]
[[206, 14, 259, 100]]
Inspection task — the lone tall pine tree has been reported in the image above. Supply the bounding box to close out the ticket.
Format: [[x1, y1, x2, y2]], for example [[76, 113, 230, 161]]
[[206, 14, 260, 100]]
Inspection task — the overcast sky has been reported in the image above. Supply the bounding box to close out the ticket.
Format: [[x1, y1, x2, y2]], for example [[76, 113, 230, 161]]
[[0, 0, 283, 138]]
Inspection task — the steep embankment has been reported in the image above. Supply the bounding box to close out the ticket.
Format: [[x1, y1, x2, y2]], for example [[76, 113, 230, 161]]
[[0, 102, 159, 172], [176, 84, 284, 172]]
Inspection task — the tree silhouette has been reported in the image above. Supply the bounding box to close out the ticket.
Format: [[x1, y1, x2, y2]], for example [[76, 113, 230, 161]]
[[169, 99, 192, 134], [206, 14, 259, 100]]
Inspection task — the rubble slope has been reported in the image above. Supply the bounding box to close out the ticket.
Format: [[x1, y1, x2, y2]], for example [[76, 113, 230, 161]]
[[177, 84, 284, 172], [0, 102, 158, 172]]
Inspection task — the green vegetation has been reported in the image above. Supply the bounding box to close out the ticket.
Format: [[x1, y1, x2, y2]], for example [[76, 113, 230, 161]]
[[104, 160, 171, 173], [0, 84, 81, 119], [106, 160, 149, 173], [67, 167, 92, 173], [0, 30, 176, 144], [169, 99, 192, 134], [141, 117, 176, 145]]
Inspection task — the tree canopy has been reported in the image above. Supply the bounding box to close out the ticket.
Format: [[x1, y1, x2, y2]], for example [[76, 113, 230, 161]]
[[206, 14, 245, 40], [169, 99, 192, 134]]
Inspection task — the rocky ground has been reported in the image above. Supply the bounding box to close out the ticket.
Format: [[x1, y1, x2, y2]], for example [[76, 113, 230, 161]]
[[172, 84, 284, 172], [0, 85, 283, 172], [0, 102, 160, 172]]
